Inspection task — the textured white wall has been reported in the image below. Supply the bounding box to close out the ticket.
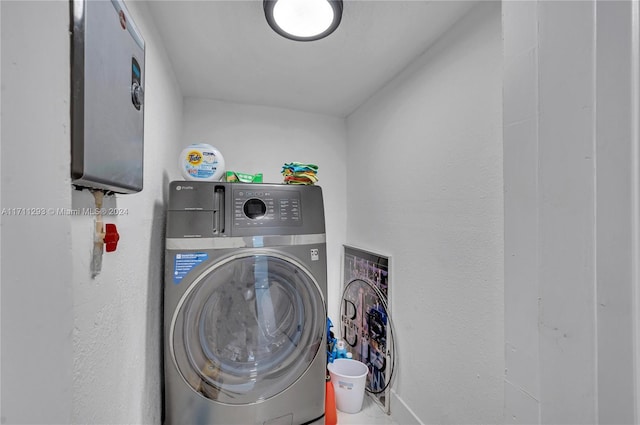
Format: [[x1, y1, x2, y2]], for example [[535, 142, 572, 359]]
[[69, 1, 183, 423], [1, 2, 74, 423], [181, 98, 348, 323], [502, 3, 540, 421], [503, 1, 639, 423], [595, 2, 637, 420], [346, 3, 503, 424], [1, 2, 504, 424]]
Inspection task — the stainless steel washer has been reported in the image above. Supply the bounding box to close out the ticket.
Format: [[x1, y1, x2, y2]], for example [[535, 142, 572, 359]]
[[164, 182, 327, 424]]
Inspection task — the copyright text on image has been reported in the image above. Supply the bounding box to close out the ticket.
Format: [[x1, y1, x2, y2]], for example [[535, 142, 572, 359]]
[[1, 207, 129, 216]]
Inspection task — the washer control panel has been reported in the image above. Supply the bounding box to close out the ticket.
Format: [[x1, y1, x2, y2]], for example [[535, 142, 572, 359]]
[[233, 189, 301, 228]]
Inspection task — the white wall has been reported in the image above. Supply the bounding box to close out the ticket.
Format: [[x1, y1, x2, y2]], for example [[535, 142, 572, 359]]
[[70, 1, 183, 423], [1, 2, 506, 424], [1, 2, 74, 423], [181, 98, 348, 322], [346, 3, 503, 424], [503, 1, 639, 423], [1, 0, 182, 423]]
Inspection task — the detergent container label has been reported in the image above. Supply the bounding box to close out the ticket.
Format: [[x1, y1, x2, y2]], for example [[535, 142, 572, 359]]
[[180, 144, 225, 181], [173, 252, 208, 284]]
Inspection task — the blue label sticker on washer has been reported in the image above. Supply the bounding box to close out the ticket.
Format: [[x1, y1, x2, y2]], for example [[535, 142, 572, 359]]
[[173, 252, 208, 284]]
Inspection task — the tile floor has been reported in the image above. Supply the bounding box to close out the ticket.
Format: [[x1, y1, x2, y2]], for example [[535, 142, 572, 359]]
[[336, 395, 398, 425]]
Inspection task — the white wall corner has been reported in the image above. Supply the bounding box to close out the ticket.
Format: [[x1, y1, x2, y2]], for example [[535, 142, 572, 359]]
[[390, 390, 424, 425]]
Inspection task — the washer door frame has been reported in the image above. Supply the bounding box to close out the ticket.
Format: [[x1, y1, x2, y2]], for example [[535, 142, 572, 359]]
[[170, 248, 326, 405]]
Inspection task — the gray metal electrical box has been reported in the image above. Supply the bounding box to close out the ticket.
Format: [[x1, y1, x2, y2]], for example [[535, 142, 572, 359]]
[[70, 0, 145, 193]]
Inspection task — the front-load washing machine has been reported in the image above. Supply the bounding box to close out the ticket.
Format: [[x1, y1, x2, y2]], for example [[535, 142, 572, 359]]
[[164, 181, 327, 425]]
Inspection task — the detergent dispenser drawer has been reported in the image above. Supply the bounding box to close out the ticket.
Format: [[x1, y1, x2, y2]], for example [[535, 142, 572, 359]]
[[70, 0, 145, 194]]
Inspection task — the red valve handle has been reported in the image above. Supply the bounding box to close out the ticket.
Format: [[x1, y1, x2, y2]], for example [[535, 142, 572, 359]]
[[104, 223, 120, 252]]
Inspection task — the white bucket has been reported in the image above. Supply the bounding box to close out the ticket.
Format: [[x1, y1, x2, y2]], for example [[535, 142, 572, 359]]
[[327, 359, 369, 414]]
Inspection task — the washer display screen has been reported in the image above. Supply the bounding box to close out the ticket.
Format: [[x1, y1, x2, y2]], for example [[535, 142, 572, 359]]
[[243, 198, 267, 219]]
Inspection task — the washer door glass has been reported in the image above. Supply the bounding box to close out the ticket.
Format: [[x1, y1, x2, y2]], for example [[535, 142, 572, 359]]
[[172, 252, 325, 405]]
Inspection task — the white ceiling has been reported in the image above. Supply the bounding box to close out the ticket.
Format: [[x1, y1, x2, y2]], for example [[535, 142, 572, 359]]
[[147, 0, 477, 117]]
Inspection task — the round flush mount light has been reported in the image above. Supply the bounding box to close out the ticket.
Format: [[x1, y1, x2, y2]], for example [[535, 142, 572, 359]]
[[264, 0, 343, 42]]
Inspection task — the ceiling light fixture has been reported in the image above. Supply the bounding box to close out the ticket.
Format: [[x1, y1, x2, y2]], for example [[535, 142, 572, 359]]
[[264, 0, 343, 42]]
